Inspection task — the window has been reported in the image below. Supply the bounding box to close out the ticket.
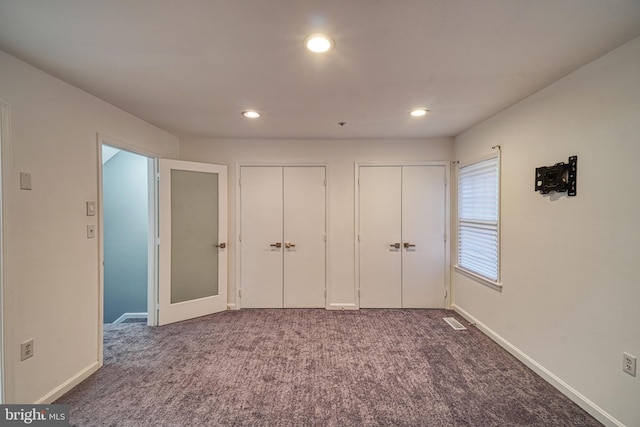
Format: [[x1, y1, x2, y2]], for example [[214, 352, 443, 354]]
[[456, 155, 500, 286]]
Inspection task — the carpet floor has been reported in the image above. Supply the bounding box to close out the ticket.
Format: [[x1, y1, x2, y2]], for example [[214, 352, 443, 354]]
[[57, 309, 602, 426]]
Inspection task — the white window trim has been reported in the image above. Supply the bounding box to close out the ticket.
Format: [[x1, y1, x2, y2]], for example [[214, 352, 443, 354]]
[[454, 265, 502, 291], [455, 152, 502, 291]]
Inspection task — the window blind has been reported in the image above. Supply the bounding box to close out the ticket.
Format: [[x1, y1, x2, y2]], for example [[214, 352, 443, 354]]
[[457, 156, 499, 283]]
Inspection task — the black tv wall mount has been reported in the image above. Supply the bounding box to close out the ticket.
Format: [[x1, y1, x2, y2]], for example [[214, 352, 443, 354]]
[[535, 155, 577, 196]]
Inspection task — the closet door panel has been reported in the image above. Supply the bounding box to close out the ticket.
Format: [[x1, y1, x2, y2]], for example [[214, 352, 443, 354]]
[[358, 166, 402, 308], [240, 167, 284, 308], [402, 166, 446, 308], [283, 167, 326, 308]]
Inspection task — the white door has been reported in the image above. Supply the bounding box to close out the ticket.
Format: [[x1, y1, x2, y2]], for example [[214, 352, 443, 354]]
[[359, 166, 402, 308], [359, 165, 445, 308], [283, 167, 326, 307], [402, 166, 446, 308], [157, 159, 228, 325], [240, 166, 326, 308], [239, 167, 283, 308]]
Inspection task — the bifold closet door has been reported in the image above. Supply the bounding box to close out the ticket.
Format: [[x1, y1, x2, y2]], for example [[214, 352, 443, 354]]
[[239, 167, 284, 308], [240, 166, 326, 308], [358, 165, 445, 309], [359, 166, 403, 308], [402, 166, 445, 308], [283, 167, 326, 307]]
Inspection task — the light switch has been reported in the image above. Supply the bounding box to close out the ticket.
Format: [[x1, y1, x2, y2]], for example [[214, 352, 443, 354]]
[[86, 201, 96, 216], [20, 172, 32, 190], [87, 225, 96, 239]]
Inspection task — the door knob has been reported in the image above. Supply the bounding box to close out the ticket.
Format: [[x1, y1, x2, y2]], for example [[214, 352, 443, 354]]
[[216, 242, 226, 249], [403, 243, 416, 249], [270, 242, 282, 248], [389, 243, 401, 249], [285, 242, 296, 249]]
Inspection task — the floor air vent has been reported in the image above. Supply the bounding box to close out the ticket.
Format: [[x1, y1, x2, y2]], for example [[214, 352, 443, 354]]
[[443, 317, 467, 330]]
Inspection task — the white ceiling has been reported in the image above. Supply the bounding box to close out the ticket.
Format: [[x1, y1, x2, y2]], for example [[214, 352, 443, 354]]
[[1, 1, 639, 140]]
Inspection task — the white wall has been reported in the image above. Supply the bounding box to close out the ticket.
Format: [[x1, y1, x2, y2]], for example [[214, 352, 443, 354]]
[[452, 37, 640, 426], [179, 138, 453, 307], [0, 50, 179, 403]]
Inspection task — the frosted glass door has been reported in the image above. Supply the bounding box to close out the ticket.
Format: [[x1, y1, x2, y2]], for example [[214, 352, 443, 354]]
[[158, 159, 227, 325], [170, 170, 218, 303]]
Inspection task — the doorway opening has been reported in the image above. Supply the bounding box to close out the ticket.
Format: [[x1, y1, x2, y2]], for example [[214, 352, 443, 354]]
[[101, 144, 152, 325]]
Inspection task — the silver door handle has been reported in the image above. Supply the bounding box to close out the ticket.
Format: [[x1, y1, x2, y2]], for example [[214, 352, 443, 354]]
[[270, 242, 282, 248], [216, 242, 226, 249], [285, 242, 296, 249], [390, 243, 401, 249], [403, 243, 415, 249]]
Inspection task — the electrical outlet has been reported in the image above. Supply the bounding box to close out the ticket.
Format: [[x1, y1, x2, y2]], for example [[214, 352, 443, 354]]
[[623, 352, 636, 377], [21, 339, 34, 361]]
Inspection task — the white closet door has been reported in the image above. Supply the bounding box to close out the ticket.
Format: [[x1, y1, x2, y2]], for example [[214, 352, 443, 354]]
[[240, 167, 284, 308], [358, 165, 446, 309], [402, 166, 445, 308], [359, 166, 402, 308], [283, 167, 326, 308]]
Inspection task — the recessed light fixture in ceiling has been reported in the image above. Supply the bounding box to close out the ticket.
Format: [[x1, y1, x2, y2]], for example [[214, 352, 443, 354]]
[[304, 33, 334, 53], [410, 108, 429, 117], [242, 110, 260, 119]]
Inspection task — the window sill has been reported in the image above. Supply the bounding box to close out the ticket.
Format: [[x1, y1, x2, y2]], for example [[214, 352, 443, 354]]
[[454, 265, 502, 292]]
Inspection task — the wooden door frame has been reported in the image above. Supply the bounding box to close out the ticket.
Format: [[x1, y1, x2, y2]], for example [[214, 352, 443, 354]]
[[354, 161, 451, 309], [235, 163, 329, 310]]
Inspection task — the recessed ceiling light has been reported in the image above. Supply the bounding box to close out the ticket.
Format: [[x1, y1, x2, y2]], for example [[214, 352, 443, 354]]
[[304, 33, 334, 53], [242, 110, 260, 119], [410, 108, 429, 117]]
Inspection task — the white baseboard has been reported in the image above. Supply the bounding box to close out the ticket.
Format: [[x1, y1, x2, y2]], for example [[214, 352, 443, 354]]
[[35, 361, 100, 404], [111, 312, 147, 324], [227, 303, 237, 310], [328, 303, 358, 310], [451, 304, 624, 427]]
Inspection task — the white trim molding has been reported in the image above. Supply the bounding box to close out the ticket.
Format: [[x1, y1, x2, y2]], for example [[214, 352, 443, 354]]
[[452, 304, 625, 427], [0, 100, 15, 403], [35, 362, 100, 404], [111, 312, 148, 325], [453, 265, 502, 292], [328, 303, 358, 310]]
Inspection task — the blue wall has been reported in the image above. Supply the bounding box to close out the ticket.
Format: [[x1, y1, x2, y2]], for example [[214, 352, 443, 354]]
[[103, 150, 148, 322]]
